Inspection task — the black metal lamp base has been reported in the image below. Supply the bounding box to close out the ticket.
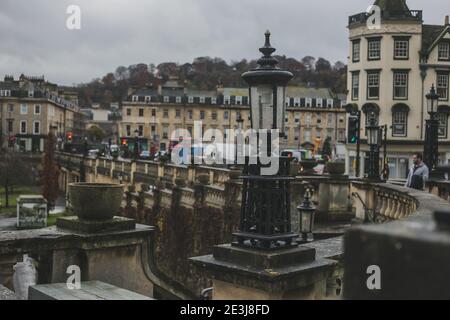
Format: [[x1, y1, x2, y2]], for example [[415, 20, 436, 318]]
[[233, 231, 299, 251]]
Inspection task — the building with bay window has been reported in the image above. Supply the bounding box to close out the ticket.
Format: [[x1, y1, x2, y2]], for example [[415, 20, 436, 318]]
[[0, 75, 84, 152], [346, 0, 450, 179]]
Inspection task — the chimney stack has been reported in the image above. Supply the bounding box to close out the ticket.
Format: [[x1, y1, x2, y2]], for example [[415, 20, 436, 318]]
[[446, 15, 449, 25]]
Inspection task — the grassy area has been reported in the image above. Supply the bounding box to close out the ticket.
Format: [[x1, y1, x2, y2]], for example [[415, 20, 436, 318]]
[[47, 212, 67, 227], [0, 186, 39, 216]]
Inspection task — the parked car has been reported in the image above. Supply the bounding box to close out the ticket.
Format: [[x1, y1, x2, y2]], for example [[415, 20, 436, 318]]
[[281, 149, 310, 162], [140, 151, 151, 159], [88, 149, 99, 158], [154, 151, 168, 162]]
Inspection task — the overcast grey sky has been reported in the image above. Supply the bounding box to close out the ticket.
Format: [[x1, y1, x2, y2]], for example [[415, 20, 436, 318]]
[[0, 0, 448, 85]]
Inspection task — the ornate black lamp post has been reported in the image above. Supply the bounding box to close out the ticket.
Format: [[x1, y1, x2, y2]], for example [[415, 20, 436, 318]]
[[297, 187, 316, 243], [133, 129, 140, 161], [424, 85, 441, 178], [233, 31, 297, 250], [366, 114, 381, 180], [79, 137, 88, 182]]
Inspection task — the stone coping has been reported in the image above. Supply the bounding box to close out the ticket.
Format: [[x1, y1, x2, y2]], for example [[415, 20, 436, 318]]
[[29, 281, 154, 300], [56, 216, 136, 233], [0, 224, 154, 256], [349, 181, 450, 243], [304, 236, 343, 260]]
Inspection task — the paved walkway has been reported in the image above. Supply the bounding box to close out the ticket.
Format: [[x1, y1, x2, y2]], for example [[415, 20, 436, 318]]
[[0, 218, 16, 231]]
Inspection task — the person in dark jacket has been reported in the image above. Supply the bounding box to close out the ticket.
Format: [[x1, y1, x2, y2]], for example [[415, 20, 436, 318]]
[[405, 153, 429, 190]]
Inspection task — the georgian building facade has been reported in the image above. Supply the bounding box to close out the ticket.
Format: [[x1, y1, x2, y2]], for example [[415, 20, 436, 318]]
[[0, 75, 84, 152], [120, 80, 346, 153], [346, 0, 450, 178]]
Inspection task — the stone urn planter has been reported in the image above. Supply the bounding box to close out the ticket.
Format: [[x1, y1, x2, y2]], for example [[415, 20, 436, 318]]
[[326, 162, 345, 175], [299, 160, 317, 175], [69, 183, 124, 221]]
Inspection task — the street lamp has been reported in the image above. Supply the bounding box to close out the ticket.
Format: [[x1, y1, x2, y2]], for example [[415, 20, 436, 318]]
[[297, 187, 316, 243], [233, 30, 296, 250], [242, 31, 292, 134], [424, 85, 441, 178], [426, 84, 439, 118], [83, 137, 89, 158], [366, 114, 380, 180], [79, 137, 89, 182], [134, 129, 140, 160]]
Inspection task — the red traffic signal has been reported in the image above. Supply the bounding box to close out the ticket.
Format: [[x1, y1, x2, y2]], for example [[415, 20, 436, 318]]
[[66, 132, 73, 142]]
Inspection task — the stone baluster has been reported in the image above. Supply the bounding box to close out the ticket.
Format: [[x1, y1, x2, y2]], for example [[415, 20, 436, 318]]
[[172, 167, 177, 185], [375, 191, 383, 215], [387, 195, 394, 219], [392, 195, 400, 220], [378, 192, 388, 216], [396, 199, 405, 219], [209, 170, 214, 186]]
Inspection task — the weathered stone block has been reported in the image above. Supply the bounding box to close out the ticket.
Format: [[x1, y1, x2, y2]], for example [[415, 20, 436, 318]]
[[56, 216, 135, 233], [191, 243, 336, 300], [29, 281, 153, 300]]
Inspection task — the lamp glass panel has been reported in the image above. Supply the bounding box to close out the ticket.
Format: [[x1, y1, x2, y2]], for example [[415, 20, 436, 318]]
[[276, 86, 286, 132], [300, 210, 313, 233], [250, 85, 273, 131]]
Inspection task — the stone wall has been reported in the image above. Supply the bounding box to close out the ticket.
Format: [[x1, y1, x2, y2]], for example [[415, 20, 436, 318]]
[[55, 153, 352, 298], [122, 181, 241, 296]]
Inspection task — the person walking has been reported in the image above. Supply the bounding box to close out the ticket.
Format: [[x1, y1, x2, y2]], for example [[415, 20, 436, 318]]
[[405, 153, 429, 191]]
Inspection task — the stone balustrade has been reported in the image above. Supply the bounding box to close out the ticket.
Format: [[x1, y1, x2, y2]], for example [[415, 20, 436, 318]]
[[351, 181, 418, 223], [42, 152, 450, 300]]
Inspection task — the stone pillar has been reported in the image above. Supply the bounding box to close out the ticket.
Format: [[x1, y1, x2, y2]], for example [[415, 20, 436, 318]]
[[54, 216, 155, 297], [351, 182, 376, 221], [191, 243, 336, 300], [316, 176, 353, 222], [344, 207, 450, 299]]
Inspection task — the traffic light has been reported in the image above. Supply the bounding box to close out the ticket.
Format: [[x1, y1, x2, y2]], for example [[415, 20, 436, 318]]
[[347, 116, 359, 144], [121, 138, 128, 146], [66, 132, 73, 143]]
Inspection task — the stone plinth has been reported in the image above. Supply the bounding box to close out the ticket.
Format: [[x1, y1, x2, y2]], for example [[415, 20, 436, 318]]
[[344, 205, 450, 299], [316, 176, 353, 222], [191, 243, 336, 300], [56, 216, 135, 233], [0, 224, 156, 298], [29, 281, 154, 300]]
